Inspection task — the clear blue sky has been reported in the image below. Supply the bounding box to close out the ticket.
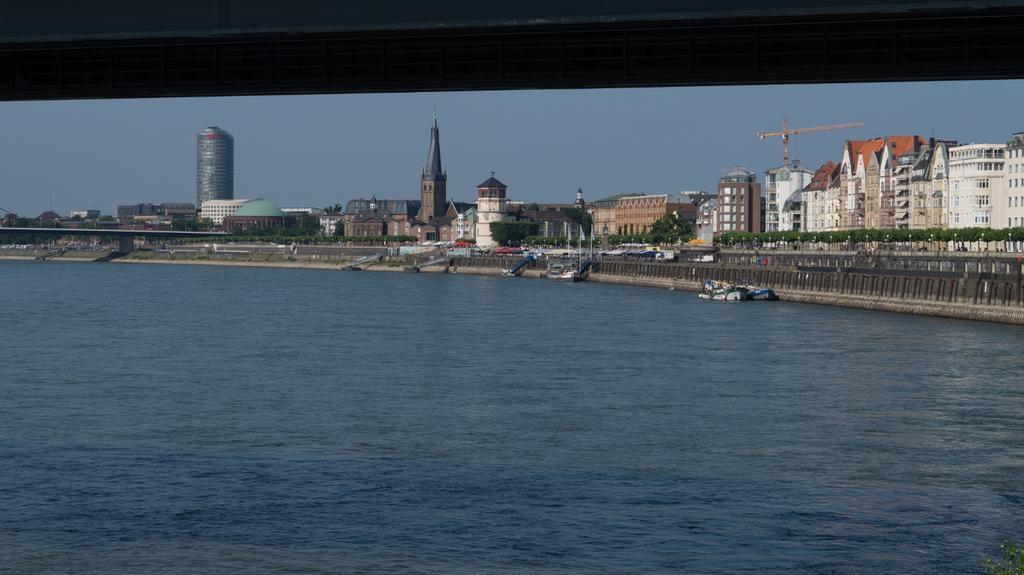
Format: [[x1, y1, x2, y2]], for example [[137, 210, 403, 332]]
[[1, 80, 1021, 216]]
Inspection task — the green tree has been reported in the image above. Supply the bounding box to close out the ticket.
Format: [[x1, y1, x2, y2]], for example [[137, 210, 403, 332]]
[[561, 207, 594, 235], [171, 219, 199, 231], [984, 544, 1024, 575], [648, 213, 694, 245], [490, 221, 538, 246], [294, 214, 322, 236]]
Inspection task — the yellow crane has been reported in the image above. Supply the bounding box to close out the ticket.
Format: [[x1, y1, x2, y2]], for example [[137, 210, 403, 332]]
[[757, 118, 864, 163]]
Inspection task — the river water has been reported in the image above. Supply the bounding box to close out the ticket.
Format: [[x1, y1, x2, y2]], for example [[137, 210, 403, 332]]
[[1, 260, 1022, 574]]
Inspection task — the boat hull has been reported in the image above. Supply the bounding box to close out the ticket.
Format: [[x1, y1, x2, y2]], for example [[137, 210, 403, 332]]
[[747, 289, 778, 301]]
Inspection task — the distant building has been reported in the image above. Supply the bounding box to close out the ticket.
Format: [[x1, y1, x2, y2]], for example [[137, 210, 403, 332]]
[[452, 204, 477, 241], [418, 114, 447, 222], [765, 162, 813, 232], [716, 166, 761, 234], [910, 139, 954, 230], [948, 143, 1005, 229], [574, 188, 586, 208], [802, 161, 840, 232], [589, 194, 629, 237], [614, 194, 694, 235], [519, 207, 576, 237], [694, 197, 718, 244], [282, 207, 323, 216], [158, 203, 197, 221], [346, 213, 387, 237], [37, 210, 63, 224], [221, 199, 289, 233], [475, 174, 509, 248], [69, 209, 101, 219], [319, 212, 344, 235], [200, 199, 248, 226], [116, 203, 158, 223], [999, 132, 1024, 229], [344, 198, 420, 218], [838, 136, 925, 230], [781, 192, 803, 232], [196, 126, 234, 207]]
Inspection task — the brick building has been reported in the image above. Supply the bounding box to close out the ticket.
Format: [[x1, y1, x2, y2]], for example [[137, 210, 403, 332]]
[[614, 194, 695, 235], [716, 167, 761, 234]]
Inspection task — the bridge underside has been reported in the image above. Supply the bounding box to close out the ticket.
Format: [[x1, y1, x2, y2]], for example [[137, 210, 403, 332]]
[[3, 7, 1024, 101]]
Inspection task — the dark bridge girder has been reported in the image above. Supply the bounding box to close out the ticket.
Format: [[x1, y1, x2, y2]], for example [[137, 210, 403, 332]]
[[2, 7, 1024, 101]]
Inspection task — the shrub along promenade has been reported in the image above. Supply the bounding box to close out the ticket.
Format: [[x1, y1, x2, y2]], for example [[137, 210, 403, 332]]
[[718, 227, 1024, 252]]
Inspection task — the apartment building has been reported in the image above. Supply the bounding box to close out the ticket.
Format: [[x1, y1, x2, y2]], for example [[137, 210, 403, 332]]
[[948, 143, 1006, 229]]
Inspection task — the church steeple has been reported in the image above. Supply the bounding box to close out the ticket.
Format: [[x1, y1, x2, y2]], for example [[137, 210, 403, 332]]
[[419, 111, 447, 221], [423, 112, 444, 181]]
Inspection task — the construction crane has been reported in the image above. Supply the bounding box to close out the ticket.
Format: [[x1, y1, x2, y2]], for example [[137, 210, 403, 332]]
[[757, 118, 864, 163]]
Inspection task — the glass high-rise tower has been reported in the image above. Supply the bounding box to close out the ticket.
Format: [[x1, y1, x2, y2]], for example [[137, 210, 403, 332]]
[[196, 127, 234, 206]]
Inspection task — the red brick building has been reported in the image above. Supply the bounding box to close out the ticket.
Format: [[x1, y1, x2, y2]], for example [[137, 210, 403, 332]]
[[716, 166, 761, 234]]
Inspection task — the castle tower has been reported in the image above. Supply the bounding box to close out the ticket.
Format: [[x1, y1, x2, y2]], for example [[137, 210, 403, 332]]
[[475, 173, 508, 248], [419, 114, 447, 221]]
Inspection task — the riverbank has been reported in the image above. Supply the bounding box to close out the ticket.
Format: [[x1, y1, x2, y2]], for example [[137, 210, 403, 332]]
[[4, 251, 1022, 326], [582, 271, 1024, 325], [0, 251, 109, 262]]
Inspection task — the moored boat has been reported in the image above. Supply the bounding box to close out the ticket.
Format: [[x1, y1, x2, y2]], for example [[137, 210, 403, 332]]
[[546, 260, 581, 282], [745, 287, 778, 301], [698, 280, 749, 301]]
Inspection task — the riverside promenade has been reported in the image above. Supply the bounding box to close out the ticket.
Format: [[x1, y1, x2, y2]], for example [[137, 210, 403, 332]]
[[4, 246, 1023, 326], [446, 250, 1024, 326]]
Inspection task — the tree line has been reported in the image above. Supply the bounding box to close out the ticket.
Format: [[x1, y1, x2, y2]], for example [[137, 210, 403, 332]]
[[717, 227, 1024, 247], [490, 213, 694, 247]]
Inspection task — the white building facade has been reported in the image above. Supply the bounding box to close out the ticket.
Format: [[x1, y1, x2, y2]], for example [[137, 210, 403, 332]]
[[475, 175, 508, 248], [200, 199, 248, 225], [948, 144, 1006, 229], [910, 140, 952, 230], [999, 132, 1024, 229], [765, 162, 813, 232], [319, 213, 344, 235]]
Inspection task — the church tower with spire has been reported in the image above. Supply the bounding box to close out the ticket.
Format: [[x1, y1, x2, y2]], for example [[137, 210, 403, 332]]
[[419, 113, 447, 222]]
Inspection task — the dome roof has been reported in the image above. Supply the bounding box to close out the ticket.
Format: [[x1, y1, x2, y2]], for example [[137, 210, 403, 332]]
[[234, 199, 284, 217]]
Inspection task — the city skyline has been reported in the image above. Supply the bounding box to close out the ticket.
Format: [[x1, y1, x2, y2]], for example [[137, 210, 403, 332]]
[[1, 79, 1023, 215]]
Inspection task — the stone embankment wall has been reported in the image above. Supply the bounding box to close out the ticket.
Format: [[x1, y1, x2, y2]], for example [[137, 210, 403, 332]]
[[451, 256, 1024, 326]]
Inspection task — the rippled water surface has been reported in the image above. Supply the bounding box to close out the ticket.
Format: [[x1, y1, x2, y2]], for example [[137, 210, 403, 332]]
[[1, 260, 1022, 574]]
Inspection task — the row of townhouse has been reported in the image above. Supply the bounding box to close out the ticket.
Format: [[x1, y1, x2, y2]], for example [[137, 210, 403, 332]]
[[801, 131, 1024, 233]]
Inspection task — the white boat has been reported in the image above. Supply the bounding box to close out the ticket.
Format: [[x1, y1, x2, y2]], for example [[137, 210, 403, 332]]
[[546, 260, 581, 282], [698, 280, 748, 301]]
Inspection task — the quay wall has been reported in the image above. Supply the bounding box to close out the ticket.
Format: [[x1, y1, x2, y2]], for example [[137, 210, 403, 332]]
[[450, 256, 1024, 326], [7, 249, 1022, 325]]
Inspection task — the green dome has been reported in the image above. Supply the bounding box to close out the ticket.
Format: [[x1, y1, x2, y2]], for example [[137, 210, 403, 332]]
[[234, 199, 284, 217]]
